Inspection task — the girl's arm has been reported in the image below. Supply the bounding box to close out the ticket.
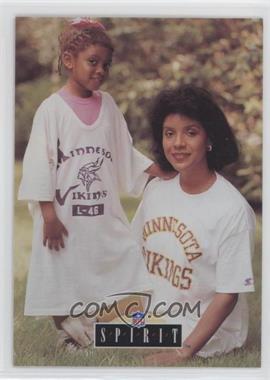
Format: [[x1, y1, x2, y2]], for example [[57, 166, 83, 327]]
[[144, 292, 238, 365], [39, 201, 68, 251], [145, 163, 177, 180]]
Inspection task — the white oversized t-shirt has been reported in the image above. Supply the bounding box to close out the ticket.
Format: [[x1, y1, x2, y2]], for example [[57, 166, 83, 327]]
[[131, 174, 255, 357], [18, 91, 153, 315]]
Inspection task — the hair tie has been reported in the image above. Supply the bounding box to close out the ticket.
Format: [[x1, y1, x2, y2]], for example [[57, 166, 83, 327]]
[[70, 17, 106, 31]]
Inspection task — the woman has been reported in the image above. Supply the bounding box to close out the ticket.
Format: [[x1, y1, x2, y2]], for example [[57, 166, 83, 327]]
[[132, 84, 255, 365]]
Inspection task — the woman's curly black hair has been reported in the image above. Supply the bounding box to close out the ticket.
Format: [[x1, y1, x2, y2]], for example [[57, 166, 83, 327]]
[[149, 84, 239, 172]]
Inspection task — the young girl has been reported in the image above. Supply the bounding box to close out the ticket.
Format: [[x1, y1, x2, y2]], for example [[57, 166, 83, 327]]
[[18, 18, 163, 349], [131, 84, 256, 364]]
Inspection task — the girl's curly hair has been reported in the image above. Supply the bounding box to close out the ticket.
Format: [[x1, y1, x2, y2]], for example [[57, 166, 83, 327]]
[[58, 19, 114, 75]]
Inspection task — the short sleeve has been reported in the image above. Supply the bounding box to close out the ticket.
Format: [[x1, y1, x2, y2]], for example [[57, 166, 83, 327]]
[[216, 205, 256, 293], [18, 102, 57, 202], [108, 94, 153, 196], [131, 198, 145, 246]]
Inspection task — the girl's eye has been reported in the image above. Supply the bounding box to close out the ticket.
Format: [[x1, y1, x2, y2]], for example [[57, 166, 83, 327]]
[[103, 62, 111, 71], [88, 59, 97, 66]]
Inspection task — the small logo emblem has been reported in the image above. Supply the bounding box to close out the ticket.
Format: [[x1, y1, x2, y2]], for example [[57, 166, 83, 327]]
[[244, 277, 253, 286], [78, 157, 104, 192], [132, 312, 145, 328]]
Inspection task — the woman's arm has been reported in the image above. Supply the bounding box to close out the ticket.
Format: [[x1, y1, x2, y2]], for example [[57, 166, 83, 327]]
[[180, 292, 238, 358], [144, 292, 238, 365]]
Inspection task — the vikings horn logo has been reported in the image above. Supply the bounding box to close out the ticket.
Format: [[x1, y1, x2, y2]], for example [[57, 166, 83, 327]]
[[77, 157, 104, 192]]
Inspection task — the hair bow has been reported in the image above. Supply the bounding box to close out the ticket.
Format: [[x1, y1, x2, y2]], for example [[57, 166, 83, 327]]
[[70, 17, 106, 31]]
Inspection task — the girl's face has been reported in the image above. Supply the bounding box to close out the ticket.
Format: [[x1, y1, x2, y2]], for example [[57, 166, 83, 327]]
[[64, 44, 112, 97], [162, 114, 209, 176]]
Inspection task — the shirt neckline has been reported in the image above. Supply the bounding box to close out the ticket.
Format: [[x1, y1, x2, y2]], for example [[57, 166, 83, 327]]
[[54, 91, 104, 130], [175, 172, 219, 198], [58, 87, 101, 105]]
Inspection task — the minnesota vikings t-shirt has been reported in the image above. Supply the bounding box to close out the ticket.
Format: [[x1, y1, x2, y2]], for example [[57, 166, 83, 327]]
[[131, 174, 255, 357], [18, 90, 153, 315]]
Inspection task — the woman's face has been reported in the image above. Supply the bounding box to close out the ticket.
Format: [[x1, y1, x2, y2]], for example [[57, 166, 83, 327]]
[[162, 114, 209, 175]]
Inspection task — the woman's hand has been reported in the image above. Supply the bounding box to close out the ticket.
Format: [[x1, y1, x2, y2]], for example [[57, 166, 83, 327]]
[[144, 347, 192, 366], [40, 201, 68, 251], [144, 293, 238, 365]]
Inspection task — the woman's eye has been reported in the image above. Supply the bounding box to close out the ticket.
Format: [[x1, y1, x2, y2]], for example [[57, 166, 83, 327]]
[[187, 129, 197, 136], [164, 130, 173, 137]]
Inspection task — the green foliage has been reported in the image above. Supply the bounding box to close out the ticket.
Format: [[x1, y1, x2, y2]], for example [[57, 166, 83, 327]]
[[16, 17, 64, 84], [15, 75, 62, 158], [15, 17, 262, 203], [16, 18, 45, 83]]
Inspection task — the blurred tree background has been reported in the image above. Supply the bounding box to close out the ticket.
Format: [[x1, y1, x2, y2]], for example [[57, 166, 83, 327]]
[[15, 17, 262, 207]]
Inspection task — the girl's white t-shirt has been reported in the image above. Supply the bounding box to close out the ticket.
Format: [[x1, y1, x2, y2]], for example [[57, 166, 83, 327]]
[[18, 91, 153, 315], [131, 174, 256, 357]]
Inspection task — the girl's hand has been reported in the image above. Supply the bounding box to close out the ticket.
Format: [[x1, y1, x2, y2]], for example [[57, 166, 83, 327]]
[[146, 163, 177, 180], [144, 347, 192, 366], [43, 216, 68, 251], [39, 201, 68, 251]]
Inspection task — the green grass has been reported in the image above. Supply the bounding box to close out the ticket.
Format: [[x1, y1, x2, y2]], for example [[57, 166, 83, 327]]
[[13, 161, 261, 367]]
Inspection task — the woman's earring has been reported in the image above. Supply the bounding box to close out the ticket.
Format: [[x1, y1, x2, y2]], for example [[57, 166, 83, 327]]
[[207, 144, 213, 152]]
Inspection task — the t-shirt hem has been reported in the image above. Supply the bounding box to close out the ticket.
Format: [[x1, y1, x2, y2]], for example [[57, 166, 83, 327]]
[[18, 195, 54, 202], [215, 286, 255, 293], [24, 283, 153, 316], [24, 309, 70, 316], [196, 339, 245, 358]]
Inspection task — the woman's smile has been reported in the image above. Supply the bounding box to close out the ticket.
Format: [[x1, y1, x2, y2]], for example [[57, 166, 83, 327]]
[[171, 152, 191, 162]]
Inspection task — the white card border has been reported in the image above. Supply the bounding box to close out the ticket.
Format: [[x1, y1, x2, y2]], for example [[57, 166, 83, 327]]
[[0, 0, 269, 379]]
